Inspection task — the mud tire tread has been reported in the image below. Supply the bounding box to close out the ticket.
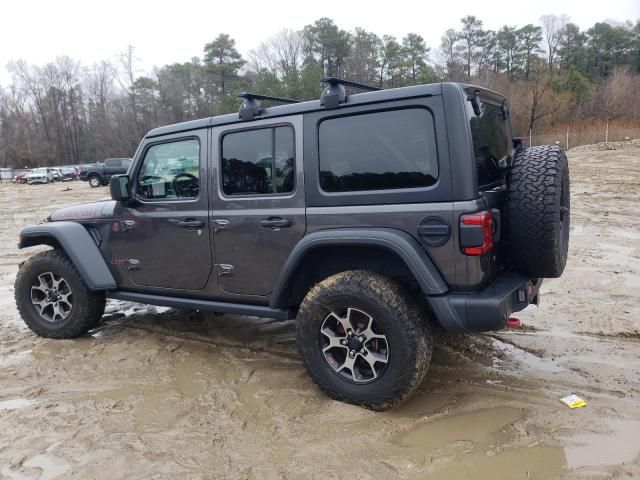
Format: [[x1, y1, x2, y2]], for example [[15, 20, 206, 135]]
[[296, 270, 432, 411], [14, 250, 105, 339], [507, 145, 570, 278]]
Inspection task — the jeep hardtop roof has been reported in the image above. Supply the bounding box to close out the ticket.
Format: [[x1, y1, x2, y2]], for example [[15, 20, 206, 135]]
[[146, 82, 506, 139]]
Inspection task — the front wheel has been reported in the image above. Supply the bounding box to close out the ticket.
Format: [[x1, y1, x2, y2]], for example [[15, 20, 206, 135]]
[[296, 270, 433, 410], [14, 250, 106, 338]]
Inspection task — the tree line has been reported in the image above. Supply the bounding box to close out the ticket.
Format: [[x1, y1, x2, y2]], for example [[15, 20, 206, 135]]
[[0, 15, 638, 168]]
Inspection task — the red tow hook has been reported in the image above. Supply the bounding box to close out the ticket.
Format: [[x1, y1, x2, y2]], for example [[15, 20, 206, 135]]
[[506, 316, 521, 329]]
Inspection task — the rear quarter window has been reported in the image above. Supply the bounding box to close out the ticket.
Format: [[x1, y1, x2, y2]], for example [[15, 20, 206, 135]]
[[318, 108, 438, 192], [468, 102, 511, 189]]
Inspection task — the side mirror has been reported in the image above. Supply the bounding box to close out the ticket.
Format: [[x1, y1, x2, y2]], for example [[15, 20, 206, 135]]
[[110, 175, 131, 202]]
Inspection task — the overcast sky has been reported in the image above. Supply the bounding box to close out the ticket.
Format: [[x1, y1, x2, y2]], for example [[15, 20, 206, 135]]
[[1, 0, 638, 86]]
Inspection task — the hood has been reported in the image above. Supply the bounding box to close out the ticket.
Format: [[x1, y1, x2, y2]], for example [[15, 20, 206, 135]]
[[48, 199, 117, 222]]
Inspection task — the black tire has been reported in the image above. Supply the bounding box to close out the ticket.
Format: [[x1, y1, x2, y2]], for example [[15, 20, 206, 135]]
[[88, 174, 101, 187], [14, 250, 106, 339], [507, 145, 570, 278], [296, 270, 432, 411]]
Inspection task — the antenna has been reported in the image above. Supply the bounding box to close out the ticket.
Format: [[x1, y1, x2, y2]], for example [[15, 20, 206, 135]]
[[237, 92, 300, 121]]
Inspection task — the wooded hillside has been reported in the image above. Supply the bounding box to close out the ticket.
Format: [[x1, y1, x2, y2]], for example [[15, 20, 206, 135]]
[[1, 15, 638, 167]]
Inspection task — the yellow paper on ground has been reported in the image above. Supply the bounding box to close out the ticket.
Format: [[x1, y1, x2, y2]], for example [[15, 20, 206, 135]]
[[560, 394, 587, 409]]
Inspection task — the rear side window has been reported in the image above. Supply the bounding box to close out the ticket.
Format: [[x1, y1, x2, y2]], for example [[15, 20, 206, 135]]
[[221, 126, 295, 196], [468, 102, 511, 189], [319, 109, 438, 192]]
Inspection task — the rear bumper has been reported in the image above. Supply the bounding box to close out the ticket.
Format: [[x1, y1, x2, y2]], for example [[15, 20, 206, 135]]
[[428, 273, 542, 333]]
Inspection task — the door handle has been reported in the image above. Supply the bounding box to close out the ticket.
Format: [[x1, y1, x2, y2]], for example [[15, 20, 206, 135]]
[[177, 219, 204, 229], [212, 219, 230, 232], [260, 217, 292, 229]]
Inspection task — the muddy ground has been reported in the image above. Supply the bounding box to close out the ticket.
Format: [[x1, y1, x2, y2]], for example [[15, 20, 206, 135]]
[[0, 149, 639, 480]]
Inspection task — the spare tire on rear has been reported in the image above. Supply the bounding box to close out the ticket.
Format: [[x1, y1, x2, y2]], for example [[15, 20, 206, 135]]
[[506, 145, 570, 278]]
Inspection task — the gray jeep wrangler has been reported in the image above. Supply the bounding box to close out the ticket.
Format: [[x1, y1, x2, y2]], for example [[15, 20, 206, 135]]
[[14, 78, 570, 410]]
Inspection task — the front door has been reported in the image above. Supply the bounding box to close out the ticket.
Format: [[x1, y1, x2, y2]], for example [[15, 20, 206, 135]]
[[109, 131, 213, 291], [211, 116, 305, 296]]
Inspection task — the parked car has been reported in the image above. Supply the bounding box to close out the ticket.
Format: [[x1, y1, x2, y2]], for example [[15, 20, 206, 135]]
[[26, 168, 54, 184], [79, 158, 132, 187], [48, 168, 61, 182], [59, 167, 78, 181], [14, 79, 570, 410], [13, 172, 29, 184]]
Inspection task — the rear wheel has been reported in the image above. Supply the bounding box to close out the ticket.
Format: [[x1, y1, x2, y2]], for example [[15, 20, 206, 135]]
[[88, 175, 101, 187], [296, 270, 432, 410], [14, 250, 105, 338]]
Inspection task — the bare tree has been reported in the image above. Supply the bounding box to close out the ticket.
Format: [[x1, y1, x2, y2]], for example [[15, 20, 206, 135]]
[[7, 60, 52, 143], [436, 29, 464, 80], [116, 45, 145, 139], [540, 14, 569, 71], [595, 66, 637, 121], [249, 29, 303, 78], [525, 65, 561, 132]]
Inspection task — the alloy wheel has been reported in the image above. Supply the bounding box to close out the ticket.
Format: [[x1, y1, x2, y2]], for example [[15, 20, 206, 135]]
[[319, 307, 390, 383], [30, 272, 73, 323]]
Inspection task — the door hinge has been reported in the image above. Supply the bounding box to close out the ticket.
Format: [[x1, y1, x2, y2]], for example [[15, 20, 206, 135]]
[[215, 264, 234, 276]]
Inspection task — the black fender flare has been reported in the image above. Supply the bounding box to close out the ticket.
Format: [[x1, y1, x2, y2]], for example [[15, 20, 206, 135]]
[[18, 221, 117, 291], [269, 228, 448, 309]]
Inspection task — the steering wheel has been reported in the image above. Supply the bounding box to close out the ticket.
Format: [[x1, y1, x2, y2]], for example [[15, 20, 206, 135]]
[[172, 173, 199, 198], [138, 175, 165, 198]]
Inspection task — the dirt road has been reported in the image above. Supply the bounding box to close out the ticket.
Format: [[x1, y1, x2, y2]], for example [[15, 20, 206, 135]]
[[1, 149, 639, 479]]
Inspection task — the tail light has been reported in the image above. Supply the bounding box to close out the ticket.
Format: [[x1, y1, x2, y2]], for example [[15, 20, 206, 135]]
[[460, 211, 493, 256]]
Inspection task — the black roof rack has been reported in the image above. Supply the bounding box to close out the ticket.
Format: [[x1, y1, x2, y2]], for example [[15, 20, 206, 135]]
[[320, 77, 381, 109], [237, 92, 300, 121]]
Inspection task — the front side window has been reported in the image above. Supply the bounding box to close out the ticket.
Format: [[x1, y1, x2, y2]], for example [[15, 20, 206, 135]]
[[221, 126, 295, 196], [319, 109, 438, 193], [468, 102, 511, 189], [136, 139, 200, 200]]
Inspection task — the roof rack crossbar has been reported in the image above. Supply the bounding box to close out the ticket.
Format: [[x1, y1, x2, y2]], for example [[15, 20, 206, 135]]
[[237, 92, 300, 104], [236, 92, 300, 121], [320, 77, 381, 92], [320, 77, 380, 109]]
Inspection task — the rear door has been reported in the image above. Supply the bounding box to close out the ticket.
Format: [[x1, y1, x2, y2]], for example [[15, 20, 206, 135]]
[[210, 115, 305, 296]]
